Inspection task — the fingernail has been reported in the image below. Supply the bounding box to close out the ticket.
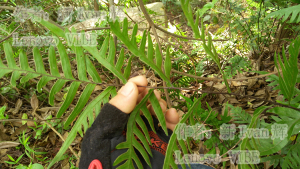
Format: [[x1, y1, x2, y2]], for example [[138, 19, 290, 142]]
[[119, 82, 134, 96]]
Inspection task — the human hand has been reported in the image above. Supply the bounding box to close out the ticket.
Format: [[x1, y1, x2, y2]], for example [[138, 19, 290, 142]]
[[109, 76, 179, 131]]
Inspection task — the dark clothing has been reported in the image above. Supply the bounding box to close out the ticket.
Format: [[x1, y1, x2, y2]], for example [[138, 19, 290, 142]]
[[79, 103, 213, 169]]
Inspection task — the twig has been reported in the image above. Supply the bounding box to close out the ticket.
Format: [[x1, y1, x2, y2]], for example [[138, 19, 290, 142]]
[[137, 0, 172, 108], [136, 85, 300, 112], [153, 24, 228, 42], [0, 15, 13, 23], [77, 26, 228, 42], [171, 69, 282, 82]]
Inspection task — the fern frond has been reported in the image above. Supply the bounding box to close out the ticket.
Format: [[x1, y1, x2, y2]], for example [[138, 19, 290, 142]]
[[248, 107, 300, 159], [282, 141, 300, 169], [113, 89, 169, 168], [224, 55, 251, 79], [1, 17, 137, 168], [266, 5, 300, 23], [179, 0, 231, 93], [163, 94, 207, 169], [261, 155, 283, 168], [275, 37, 300, 104], [108, 18, 173, 87], [228, 104, 252, 124], [48, 86, 115, 168], [2, 15, 175, 169]]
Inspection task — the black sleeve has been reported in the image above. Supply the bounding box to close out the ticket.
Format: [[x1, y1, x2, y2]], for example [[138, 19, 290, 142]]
[[79, 103, 130, 169]]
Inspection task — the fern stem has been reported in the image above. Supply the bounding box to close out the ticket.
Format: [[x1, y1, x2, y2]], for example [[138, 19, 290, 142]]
[[0, 67, 98, 85]]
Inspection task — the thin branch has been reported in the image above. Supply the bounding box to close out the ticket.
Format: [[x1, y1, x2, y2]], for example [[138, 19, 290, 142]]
[[171, 69, 282, 82], [139, 85, 300, 112], [153, 24, 228, 42], [77, 26, 228, 42], [137, 0, 172, 108]]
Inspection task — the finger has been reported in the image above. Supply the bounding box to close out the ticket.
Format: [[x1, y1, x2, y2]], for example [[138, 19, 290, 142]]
[[165, 108, 180, 131], [159, 99, 167, 112], [109, 82, 139, 114], [137, 88, 149, 103], [137, 89, 161, 104], [128, 75, 148, 93], [148, 99, 167, 116]]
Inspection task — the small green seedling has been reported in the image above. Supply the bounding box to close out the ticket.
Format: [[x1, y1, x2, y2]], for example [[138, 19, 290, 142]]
[[5, 154, 25, 165], [0, 106, 8, 125], [19, 131, 47, 161]]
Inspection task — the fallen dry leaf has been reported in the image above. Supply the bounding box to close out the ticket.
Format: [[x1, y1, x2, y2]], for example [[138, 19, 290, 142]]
[[63, 132, 69, 141], [11, 125, 30, 138], [94, 85, 103, 92], [12, 99, 22, 115], [231, 81, 243, 87], [255, 89, 265, 96], [0, 141, 20, 149], [49, 131, 57, 146], [227, 97, 240, 104], [247, 79, 257, 89], [247, 91, 254, 95], [252, 101, 265, 108], [27, 121, 36, 127], [213, 83, 226, 90], [31, 94, 39, 110], [218, 94, 225, 103], [37, 107, 60, 112], [62, 158, 70, 169]]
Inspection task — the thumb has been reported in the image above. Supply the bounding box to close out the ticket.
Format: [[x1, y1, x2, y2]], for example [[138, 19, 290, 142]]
[[109, 82, 139, 114]]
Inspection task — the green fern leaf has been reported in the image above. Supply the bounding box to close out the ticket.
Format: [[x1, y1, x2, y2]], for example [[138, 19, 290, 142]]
[[140, 105, 156, 134], [74, 45, 89, 82], [85, 57, 102, 83], [108, 18, 172, 87], [64, 83, 96, 129], [56, 82, 81, 118], [282, 143, 300, 168], [49, 79, 67, 106], [108, 36, 116, 65], [163, 94, 207, 169], [149, 92, 168, 135], [155, 44, 162, 69], [48, 46, 61, 77], [113, 89, 154, 168], [116, 48, 125, 71], [131, 24, 138, 43], [275, 38, 300, 104], [1, 19, 132, 169], [139, 30, 147, 53], [147, 33, 154, 62], [48, 86, 114, 168], [3, 42, 22, 87], [164, 47, 172, 80], [124, 56, 133, 80], [19, 51, 40, 83], [56, 39, 75, 79], [228, 104, 252, 124], [266, 5, 300, 23]]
